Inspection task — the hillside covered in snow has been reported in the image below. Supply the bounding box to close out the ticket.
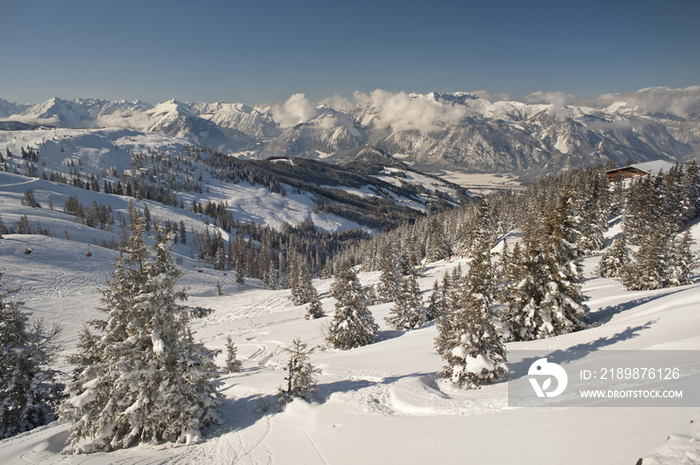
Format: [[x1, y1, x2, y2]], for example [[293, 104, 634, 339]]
[[0, 219, 698, 464], [1, 155, 700, 464]]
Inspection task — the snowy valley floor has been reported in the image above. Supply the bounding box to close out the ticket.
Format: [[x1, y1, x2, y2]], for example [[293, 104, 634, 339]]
[[1, 225, 699, 465]]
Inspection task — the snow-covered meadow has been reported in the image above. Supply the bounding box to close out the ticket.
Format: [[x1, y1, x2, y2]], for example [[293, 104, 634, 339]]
[[1, 214, 699, 464]]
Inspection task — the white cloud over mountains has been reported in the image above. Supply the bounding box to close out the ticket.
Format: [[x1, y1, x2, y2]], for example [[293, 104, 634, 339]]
[[524, 91, 577, 108], [354, 90, 471, 134], [590, 86, 700, 118], [524, 86, 700, 119], [271, 93, 318, 128], [251, 85, 700, 134], [272, 90, 473, 134]]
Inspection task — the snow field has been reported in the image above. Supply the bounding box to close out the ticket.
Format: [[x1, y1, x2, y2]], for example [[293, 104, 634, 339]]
[[1, 224, 699, 463], [1, 176, 700, 463]]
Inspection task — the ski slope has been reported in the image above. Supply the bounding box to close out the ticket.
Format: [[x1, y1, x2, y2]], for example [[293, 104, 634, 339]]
[[1, 220, 699, 464]]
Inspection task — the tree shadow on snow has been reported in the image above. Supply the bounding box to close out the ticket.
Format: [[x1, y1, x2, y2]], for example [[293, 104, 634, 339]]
[[589, 288, 685, 327], [374, 329, 404, 342], [312, 372, 434, 405], [508, 320, 657, 381], [202, 392, 280, 440]]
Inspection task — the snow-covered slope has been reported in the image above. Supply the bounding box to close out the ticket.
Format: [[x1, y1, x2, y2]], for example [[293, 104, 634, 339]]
[[0, 126, 471, 234], [0, 203, 698, 464]]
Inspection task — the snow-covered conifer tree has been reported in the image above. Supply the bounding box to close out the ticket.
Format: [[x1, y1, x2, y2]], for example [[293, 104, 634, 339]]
[[235, 258, 245, 286], [21, 189, 41, 208], [326, 263, 378, 350], [280, 337, 316, 400], [305, 288, 325, 320], [376, 244, 400, 303], [622, 224, 676, 290], [60, 210, 223, 454], [224, 336, 242, 374], [501, 192, 589, 340], [291, 263, 314, 305], [595, 234, 630, 278], [571, 172, 608, 255], [673, 230, 699, 286], [263, 261, 277, 290], [535, 191, 589, 337], [0, 274, 64, 438], [623, 175, 660, 245], [16, 215, 30, 234], [143, 204, 151, 231], [426, 218, 451, 262], [385, 270, 424, 330], [436, 229, 506, 389], [179, 220, 187, 244], [424, 279, 442, 322], [215, 247, 226, 271], [500, 241, 544, 341]]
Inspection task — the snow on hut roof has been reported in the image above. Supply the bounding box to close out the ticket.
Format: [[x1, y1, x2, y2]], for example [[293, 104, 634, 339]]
[[628, 160, 677, 175]]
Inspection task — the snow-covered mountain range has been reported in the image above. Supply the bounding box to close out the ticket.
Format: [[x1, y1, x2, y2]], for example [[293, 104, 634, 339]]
[[2, 86, 699, 178]]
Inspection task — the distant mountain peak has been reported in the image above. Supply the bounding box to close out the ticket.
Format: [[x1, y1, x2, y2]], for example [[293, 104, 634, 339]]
[[1, 89, 697, 179]]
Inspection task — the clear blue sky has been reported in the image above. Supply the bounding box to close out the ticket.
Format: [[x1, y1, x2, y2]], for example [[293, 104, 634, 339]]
[[1, 0, 698, 105]]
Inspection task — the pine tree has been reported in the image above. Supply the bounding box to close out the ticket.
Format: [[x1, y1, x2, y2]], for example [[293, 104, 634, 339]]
[[571, 172, 608, 255], [424, 279, 442, 322], [224, 336, 242, 374], [291, 263, 314, 305], [595, 234, 630, 278], [376, 244, 400, 303], [305, 289, 325, 320], [21, 189, 41, 208], [623, 175, 661, 245], [436, 229, 506, 389], [235, 258, 245, 286], [536, 191, 589, 337], [143, 204, 151, 231], [215, 247, 226, 271], [501, 192, 589, 341], [216, 280, 223, 296], [673, 230, 699, 286], [278, 252, 289, 289], [280, 337, 316, 399], [202, 228, 213, 262], [681, 161, 700, 223], [326, 263, 378, 350], [426, 218, 451, 262], [16, 215, 30, 234], [263, 261, 277, 290], [60, 210, 223, 454], [385, 270, 424, 330], [0, 274, 64, 438], [179, 221, 187, 245], [622, 224, 676, 291], [498, 241, 544, 341]]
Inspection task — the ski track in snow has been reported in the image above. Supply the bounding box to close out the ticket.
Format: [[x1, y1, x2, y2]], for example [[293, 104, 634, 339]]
[[174, 416, 274, 465], [1, 208, 700, 463]]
